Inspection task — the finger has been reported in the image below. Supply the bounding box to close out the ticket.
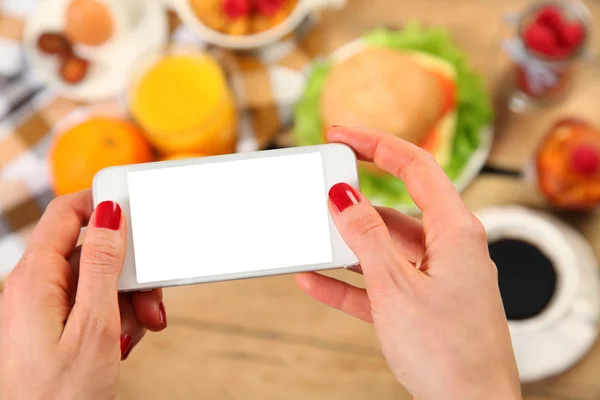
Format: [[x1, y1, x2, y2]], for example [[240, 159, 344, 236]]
[[328, 183, 417, 288], [66, 201, 126, 339], [328, 127, 472, 236], [296, 272, 372, 323], [119, 294, 146, 361], [376, 206, 424, 264], [8, 191, 90, 311], [27, 190, 92, 259], [132, 289, 167, 332]]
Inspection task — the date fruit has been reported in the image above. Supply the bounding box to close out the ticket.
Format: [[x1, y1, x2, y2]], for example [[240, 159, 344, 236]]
[[37, 32, 72, 58], [60, 56, 89, 84]]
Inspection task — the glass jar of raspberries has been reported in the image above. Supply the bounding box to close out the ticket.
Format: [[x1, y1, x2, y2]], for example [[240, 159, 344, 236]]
[[504, 1, 591, 109]]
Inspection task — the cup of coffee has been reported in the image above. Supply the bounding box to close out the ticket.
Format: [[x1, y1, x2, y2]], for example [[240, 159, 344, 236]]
[[476, 206, 600, 382]]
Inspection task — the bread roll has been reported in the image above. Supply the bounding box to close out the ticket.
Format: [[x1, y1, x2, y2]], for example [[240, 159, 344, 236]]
[[321, 47, 445, 144]]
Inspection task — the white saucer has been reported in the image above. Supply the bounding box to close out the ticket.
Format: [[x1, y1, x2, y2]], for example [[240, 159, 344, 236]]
[[23, 0, 168, 102], [477, 207, 600, 382]]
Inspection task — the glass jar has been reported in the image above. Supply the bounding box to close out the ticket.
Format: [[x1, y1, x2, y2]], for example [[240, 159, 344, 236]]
[[504, 1, 591, 111], [128, 46, 238, 157]]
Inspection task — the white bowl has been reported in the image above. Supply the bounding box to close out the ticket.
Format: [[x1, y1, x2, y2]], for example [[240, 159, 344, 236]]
[[165, 0, 345, 50]]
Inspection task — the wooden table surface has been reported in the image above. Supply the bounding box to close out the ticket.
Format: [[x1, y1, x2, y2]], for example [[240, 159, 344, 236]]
[[119, 1, 600, 399]]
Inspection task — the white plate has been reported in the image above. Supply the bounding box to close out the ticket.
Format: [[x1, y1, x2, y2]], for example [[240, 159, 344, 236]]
[[23, 0, 168, 102], [327, 38, 494, 214]]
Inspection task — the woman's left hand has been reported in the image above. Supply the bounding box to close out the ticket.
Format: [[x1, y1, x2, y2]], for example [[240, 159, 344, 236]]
[[0, 189, 166, 399]]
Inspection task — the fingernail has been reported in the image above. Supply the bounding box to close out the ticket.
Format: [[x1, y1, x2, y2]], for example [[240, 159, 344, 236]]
[[329, 183, 360, 213], [95, 201, 121, 230], [120, 334, 132, 361], [330, 125, 343, 128], [158, 301, 167, 328]]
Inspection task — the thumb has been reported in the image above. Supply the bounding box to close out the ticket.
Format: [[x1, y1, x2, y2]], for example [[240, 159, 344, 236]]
[[69, 201, 126, 334], [328, 183, 414, 287]]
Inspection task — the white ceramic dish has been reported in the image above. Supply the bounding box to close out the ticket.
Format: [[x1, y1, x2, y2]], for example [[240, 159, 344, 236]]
[[165, 0, 344, 50], [477, 206, 600, 383], [326, 38, 494, 214], [23, 0, 168, 102]]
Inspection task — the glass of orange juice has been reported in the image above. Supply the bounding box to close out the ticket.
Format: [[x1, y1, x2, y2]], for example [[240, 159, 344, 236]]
[[129, 46, 238, 157]]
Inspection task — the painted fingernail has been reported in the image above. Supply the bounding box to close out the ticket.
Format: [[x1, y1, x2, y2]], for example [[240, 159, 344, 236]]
[[329, 183, 360, 213], [95, 201, 121, 230], [120, 334, 132, 361], [158, 301, 167, 328]]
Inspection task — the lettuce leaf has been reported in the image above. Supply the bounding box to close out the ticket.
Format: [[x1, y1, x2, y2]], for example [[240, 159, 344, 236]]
[[292, 23, 493, 207]]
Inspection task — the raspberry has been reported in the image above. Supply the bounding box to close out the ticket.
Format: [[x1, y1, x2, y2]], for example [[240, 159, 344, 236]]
[[523, 23, 559, 56], [547, 44, 572, 60], [255, 0, 285, 17], [571, 145, 600, 176], [536, 6, 564, 30], [557, 23, 585, 49], [222, 0, 250, 20]]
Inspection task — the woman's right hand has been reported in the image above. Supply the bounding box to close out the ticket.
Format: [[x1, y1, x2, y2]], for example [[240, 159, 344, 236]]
[[297, 127, 522, 400]]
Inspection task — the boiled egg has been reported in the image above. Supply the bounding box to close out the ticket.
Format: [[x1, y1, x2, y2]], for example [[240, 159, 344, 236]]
[[65, 0, 114, 46]]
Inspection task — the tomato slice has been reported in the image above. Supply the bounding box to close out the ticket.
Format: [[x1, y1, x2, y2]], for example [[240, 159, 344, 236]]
[[419, 127, 439, 154], [419, 71, 456, 154], [434, 72, 457, 116]]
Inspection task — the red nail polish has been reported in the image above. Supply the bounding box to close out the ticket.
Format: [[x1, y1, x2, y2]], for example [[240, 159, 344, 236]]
[[329, 183, 360, 213], [120, 334, 132, 360], [158, 301, 167, 328], [95, 201, 121, 230]]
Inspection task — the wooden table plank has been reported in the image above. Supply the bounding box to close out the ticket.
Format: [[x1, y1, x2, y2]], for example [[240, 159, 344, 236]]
[[119, 273, 410, 399]]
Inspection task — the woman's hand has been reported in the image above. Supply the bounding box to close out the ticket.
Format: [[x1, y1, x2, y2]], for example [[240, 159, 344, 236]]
[[297, 127, 521, 400], [0, 190, 166, 400]]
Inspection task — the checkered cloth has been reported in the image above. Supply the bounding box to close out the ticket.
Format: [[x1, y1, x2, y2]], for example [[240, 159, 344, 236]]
[[0, 0, 324, 277]]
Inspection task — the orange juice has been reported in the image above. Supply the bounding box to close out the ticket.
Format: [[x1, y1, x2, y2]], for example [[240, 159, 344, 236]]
[[130, 52, 237, 156]]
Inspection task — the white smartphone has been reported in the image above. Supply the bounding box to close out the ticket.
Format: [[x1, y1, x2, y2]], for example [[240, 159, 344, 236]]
[[92, 144, 359, 292]]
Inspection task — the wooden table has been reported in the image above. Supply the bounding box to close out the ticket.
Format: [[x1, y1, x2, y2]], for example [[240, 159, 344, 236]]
[[119, 1, 600, 399]]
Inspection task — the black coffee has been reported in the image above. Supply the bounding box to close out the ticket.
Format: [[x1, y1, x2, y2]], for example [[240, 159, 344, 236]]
[[488, 239, 557, 321]]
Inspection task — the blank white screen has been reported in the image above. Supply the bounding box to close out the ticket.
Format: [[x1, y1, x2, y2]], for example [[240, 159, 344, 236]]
[[127, 152, 333, 284]]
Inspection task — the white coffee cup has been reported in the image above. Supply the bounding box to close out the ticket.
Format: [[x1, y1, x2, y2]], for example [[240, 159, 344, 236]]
[[476, 206, 600, 382]]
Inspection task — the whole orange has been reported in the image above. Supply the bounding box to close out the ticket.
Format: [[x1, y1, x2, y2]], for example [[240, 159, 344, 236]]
[[50, 117, 155, 196]]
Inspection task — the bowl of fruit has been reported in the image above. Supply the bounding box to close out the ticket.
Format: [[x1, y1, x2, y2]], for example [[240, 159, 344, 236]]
[[167, 0, 344, 49]]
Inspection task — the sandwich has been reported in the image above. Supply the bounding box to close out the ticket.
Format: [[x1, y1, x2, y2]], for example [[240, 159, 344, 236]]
[[294, 24, 492, 207]]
